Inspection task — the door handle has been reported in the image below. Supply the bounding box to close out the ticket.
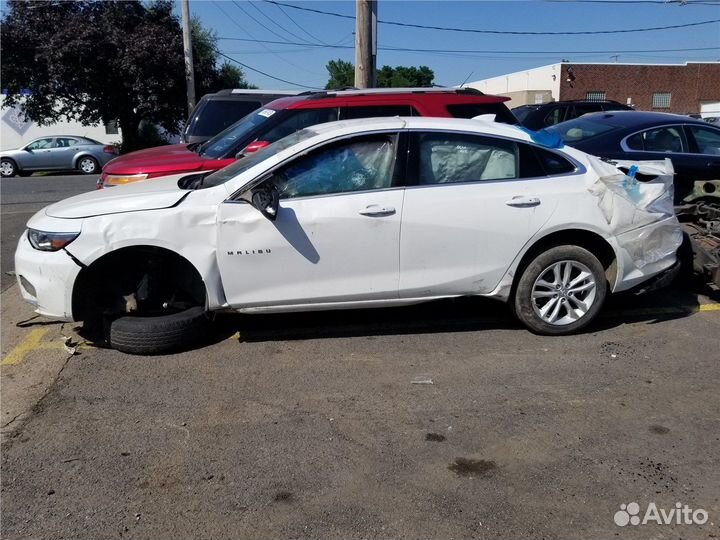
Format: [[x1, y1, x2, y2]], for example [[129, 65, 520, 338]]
[[359, 205, 396, 217], [505, 196, 540, 208]]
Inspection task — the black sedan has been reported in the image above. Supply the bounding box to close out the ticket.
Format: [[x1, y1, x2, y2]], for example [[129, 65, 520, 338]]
[[546, 111, 720, 202]]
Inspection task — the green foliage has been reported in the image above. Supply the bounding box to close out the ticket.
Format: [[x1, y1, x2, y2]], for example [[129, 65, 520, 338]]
[[377, 65, 435, 88], [325, 59, 435, 89], [0, 0, 253, 152], [325, 59, 355, 90]]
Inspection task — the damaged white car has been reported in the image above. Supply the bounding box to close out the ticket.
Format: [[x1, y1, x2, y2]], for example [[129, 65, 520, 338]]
[[15, 117, 683, 354]]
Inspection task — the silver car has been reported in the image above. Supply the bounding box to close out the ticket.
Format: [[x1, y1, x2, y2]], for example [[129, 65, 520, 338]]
[[0, 136, 117, 177]]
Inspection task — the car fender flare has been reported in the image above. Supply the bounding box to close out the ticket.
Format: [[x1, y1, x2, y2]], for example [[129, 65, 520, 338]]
[[71, 238, 227, 311], [489, 224, 621, 301], [73, 152, 97, 169]]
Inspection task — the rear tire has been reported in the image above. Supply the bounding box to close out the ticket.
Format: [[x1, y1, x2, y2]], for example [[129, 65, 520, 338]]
[[1, 159, 17, 177], [108, 306, 210, 355], [78, 156, 99, 174], [514, 245, 607, 335]]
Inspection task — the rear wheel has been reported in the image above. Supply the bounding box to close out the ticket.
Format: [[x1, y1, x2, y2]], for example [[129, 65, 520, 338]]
[[1, 159, 17, 177], [514, 245, 607, 335], [78, 156, 99, 174]]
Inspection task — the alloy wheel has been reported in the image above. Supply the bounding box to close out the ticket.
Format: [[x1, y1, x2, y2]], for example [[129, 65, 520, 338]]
[[531, 260, 598, 326]]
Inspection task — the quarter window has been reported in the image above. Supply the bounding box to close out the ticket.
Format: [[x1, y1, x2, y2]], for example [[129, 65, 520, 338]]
[[416, 133, 517, 184], [687, 125, 720, 155], [271, 134, 397, 199]]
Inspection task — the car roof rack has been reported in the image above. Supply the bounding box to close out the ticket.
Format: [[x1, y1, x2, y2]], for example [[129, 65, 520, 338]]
[[213, 89, 302, 96], [304, 87, 487, 100]]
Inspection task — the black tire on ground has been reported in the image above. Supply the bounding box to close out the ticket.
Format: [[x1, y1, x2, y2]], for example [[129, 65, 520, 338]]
[[1, 158, 17, 177], [513, 245, 608, 335], [77, 156, 99, 174], [108, 306, 210, 355], [18, 170, 33, 177]]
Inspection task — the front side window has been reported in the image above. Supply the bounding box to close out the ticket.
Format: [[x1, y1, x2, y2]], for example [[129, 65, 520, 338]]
[[628, 126, 684, 153], [261, 108, 340, 145], [270, 134, 397, 199], [25, 138, 54, 150], [687, 125, 720, 155], [416, 132, 518, 184]]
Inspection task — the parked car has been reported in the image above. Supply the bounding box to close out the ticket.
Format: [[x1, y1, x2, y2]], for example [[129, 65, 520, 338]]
[[182, 89, 300, 144], [1, 136, 117, 177], [513, 100, 634, 131], [16, 116, 681, 354], [99, 87, 518, 188], [545, 111, 720, 202], [547, 110, 720, 286]]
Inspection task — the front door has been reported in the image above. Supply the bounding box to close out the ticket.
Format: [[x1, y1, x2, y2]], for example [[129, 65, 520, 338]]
[[20, 137, 55, 169], [217, 132, 405, 308]]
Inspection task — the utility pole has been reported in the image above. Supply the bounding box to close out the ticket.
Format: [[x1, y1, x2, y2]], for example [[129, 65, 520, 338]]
[[354, 0, 375, 88], [181, 0, 196, 113]]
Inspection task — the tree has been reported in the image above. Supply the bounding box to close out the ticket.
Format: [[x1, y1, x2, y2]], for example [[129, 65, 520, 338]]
[[325, 59, 355, 89], [0, 0, 252, 152], [325, 59, 435, 89]]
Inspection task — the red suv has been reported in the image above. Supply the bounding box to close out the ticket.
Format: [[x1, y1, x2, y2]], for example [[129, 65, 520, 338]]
[[100, 88, 516, 188]]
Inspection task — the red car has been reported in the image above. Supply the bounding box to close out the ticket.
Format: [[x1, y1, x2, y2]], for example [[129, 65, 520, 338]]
[[100, 87, 517, 188]]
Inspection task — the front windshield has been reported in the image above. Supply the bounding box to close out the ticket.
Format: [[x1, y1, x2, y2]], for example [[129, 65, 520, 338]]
[[546, 116, 619, 143], [199, 127, 320, 189], [198, 108, 278, 159]]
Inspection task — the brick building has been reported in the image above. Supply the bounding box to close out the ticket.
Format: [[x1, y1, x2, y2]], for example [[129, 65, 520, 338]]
[[465, 61, 720, 115]]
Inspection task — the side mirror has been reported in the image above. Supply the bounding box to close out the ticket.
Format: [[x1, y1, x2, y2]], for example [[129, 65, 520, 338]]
[[251, 184, 280, 221]]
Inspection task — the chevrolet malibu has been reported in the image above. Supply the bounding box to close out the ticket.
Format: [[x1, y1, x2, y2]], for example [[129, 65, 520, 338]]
[[15, 117, 682, 354]]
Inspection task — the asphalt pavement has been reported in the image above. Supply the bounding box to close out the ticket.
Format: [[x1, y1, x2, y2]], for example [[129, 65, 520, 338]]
[[0, 174, 98, 291], [1, 173, 719, 539]]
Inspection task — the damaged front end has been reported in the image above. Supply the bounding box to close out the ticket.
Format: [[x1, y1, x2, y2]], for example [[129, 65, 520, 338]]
[[676, 181, 720, 287]]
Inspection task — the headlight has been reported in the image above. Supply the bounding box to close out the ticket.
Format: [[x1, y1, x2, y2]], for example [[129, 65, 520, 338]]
[[27, 229, 79, 251], [103, 173, 148, 187]]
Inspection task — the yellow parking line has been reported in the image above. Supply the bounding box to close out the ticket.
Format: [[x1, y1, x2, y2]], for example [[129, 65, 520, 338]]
[[698, 303, 720, 312], [1, 328, 61, 366]]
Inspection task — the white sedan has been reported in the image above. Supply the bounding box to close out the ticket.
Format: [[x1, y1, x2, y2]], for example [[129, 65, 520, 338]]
[[15, 117, 682, 354]]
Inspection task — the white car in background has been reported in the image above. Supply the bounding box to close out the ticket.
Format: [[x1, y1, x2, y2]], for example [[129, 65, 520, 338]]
[[15, 117, 682, 354]]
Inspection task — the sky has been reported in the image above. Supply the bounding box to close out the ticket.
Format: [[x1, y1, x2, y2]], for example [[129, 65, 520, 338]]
[[183, 0, 720, 89]]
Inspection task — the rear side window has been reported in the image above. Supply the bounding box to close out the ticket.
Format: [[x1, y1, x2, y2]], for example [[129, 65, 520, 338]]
[[189, 100, 262, 137], [415, 132, 518, 184], [261, 108, 340, 144], [626, 126, 685, 153], [447, 103, 517, 124], [569, 103, 602, 120], [344, 105, 417, 119]]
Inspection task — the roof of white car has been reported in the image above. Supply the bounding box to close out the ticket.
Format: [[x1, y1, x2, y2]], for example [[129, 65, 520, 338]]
[[304, 116, 535, 144]]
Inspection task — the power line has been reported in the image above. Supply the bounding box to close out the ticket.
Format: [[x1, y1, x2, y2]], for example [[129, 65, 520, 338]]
[[263, 0, 720, 35], [249, 0, 320, 45], [229, 0, 296, 44], [262, 0, 331, 45], [215, 50, 320, 89], [217, 37, 720, 56]]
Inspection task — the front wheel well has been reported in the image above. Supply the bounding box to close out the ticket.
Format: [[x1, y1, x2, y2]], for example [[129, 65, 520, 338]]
[[511, 229, 617, 296], [72, 246, 207, 322]]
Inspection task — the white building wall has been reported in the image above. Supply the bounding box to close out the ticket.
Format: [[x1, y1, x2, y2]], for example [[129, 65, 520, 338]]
[[464, 63, 562, 101], [1, 95, 122, 150]]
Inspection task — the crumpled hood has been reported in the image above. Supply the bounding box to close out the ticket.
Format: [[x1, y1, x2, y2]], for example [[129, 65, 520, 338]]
[[45, 176, 189, 219], [103, 143, 205, 176]]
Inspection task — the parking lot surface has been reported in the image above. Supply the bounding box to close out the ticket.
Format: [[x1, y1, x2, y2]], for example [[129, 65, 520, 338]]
[[2, 276, 719, 538]]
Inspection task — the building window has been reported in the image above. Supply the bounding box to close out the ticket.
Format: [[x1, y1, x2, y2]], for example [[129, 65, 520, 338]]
[[585, 91, 606, 102], [652, 92, 672, 109], [104, 120, 119, 135]]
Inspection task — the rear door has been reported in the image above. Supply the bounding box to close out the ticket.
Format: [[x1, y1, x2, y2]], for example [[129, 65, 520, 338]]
[[398, 131, 577, 298], [54, 137, 81, 168]]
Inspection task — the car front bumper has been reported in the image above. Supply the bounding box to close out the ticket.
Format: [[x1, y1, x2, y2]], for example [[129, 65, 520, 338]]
[[14, 231, 82, 320]]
